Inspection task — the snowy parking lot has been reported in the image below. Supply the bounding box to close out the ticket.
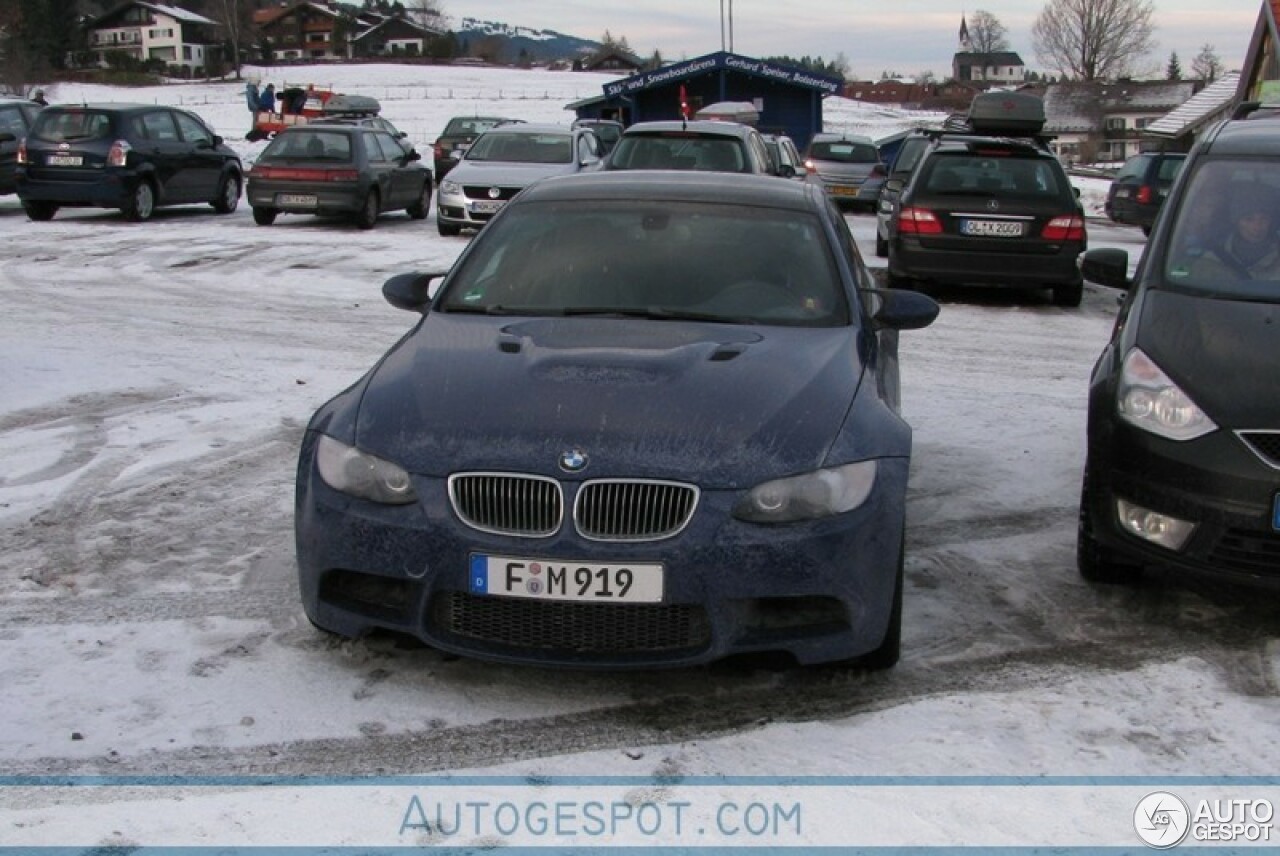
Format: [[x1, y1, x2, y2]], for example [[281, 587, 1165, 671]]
[[3, 66, 1280, 845]]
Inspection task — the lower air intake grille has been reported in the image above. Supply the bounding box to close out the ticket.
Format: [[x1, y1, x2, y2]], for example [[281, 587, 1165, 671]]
[[435, 592, 711, 653], [1206, 528, 1280, 576]]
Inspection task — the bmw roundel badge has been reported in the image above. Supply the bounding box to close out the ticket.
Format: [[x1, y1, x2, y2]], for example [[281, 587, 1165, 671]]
[[559, 448, 588, 472]]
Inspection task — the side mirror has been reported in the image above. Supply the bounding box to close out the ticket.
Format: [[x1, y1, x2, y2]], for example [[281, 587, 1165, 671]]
[[865, 287, 940, 331], [406, 150, 421, 162], [778, 163, 796, 178], [885, 178, 904, 193], [212, 134, 224, 146], [1081, 248, 1130, 291], [383, 271, 447, 313]]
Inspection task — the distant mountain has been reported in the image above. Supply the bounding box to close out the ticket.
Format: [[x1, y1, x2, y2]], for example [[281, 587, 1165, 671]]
[[453, 18, 602, 64]]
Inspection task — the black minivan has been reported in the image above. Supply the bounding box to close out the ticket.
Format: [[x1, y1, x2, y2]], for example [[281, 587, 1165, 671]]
[[1078, 103, 1280, 589], [17, 103, 242, 222]]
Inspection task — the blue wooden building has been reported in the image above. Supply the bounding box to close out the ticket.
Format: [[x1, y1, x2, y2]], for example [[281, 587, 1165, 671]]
[[569, 52, 842, 151]]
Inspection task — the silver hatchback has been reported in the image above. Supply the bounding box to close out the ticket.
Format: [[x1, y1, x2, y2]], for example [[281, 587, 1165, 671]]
[[804, 132, 885, 211]]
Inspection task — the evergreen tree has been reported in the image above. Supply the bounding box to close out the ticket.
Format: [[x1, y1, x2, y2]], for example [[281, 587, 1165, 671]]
[[1166, 51, 1182, 80]]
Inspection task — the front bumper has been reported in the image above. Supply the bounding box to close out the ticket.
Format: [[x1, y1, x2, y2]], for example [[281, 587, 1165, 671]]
[[1085, 421, 1280, 588], [295, 432, 909, 668], [435, 189, 505, 229]]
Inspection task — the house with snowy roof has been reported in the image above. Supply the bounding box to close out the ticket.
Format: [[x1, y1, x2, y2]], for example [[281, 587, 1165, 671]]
[[85, 1, 221, 74], [1042, 80, 1199, 165]]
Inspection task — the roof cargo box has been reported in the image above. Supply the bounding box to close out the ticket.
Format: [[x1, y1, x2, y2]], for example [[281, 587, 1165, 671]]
[[965, 91, 1045, 134], [695, 101, 759, 125], [323, 93, 381, 115]]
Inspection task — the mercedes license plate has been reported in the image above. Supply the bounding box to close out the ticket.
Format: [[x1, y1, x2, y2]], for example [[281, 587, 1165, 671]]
[[471, 199, 505, 214], [469, 554, 664, 603], [277, 193, 317, 207], [961, 219, 1023, 237], [47, 155, 82, 167]]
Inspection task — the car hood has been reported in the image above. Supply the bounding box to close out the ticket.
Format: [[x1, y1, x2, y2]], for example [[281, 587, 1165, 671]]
[[445, 160, 581, 186], [353, 315, 865, 485], [1138, 289, 1280, 426]]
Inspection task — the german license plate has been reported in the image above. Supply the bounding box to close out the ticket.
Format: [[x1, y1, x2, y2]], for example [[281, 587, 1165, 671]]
[[47, 155, 82, 167], [1115, 188, 1131, 198], [469, 554, 664, 603], [471, 199, 505, 214], [961, 219, 1023, 237], [830, 186, 858, 196], [277, 193, 317, 207]]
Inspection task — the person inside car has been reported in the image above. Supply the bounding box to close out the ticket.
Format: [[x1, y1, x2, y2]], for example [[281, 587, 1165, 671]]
[[31, 89, 48, 106], [1187, 184, 1280, 281]]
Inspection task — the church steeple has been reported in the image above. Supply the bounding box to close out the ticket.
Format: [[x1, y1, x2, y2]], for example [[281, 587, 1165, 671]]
[[959, 13, 972, 52]]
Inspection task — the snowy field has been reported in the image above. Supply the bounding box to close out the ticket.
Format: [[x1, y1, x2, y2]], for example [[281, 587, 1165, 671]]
[[2, 64, 1278, 849]]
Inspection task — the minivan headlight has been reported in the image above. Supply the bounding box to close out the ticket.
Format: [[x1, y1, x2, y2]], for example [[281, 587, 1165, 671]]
[[733, 461, 877, 523], [314, 435, 417, 505], [1116, 348, 1216, 441]]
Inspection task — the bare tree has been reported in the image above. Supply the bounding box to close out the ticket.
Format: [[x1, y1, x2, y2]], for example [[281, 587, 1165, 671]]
[[1032, 0, 1156, 81], [1191, 44, 1223, 83], [968, 10, 1010, 54], [408, 0, 446, 33], [211, 0, 256, 79]]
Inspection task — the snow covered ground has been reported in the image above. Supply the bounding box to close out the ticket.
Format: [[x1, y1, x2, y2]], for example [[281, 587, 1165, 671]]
[[2, 64, 1278, 850]]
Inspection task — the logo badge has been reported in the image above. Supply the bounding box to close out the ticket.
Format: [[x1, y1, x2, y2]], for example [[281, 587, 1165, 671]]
[[488, 187, 501, 199], [559, 449, 588, 472], [986, 199, 1000, 211], [1134, 792, 1190, 849]]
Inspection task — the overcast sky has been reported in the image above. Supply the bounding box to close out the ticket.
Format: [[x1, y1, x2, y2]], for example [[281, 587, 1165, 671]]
[[449, 0, 1256, 80]]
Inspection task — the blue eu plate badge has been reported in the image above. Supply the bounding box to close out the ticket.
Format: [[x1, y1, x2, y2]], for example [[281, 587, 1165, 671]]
[[470, 555, 488, 594], [1273, 494, 1280, 531]]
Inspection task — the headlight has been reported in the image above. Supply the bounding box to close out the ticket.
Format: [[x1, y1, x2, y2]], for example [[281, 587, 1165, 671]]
[[440, 180, 461, 195], [733, 461, 877, 523], [1117, 348, 1216, 441], [314, 435, 417, 505]]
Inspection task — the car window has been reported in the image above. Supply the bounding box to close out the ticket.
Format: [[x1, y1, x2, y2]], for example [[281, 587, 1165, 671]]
[[439, 201, 849, 326], [1165, 157, 1280, 296], [0, 105, 28, 135], [363, 132, 388, 163], [1114, 155, 1151, 181], [264, 130, 351, 160], [173, 111, 212, 145], [374, 131, 406, 161], [810, 141, 878, 163], [32, 110, 112, 142], [467, 131, 572, 164], [921, 153, 1066, 197], [140, 111, 179, 142], [1156, 157, 1185, 182], [444, 117, 504, 136], [889, 138, 928, 176]]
